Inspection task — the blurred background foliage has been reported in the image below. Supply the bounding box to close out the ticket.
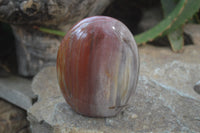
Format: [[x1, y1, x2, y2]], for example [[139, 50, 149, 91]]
[[35, 0, 200, 52]]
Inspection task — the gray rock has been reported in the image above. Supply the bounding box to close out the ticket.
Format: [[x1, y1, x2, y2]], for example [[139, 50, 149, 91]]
[[0, 0, 113, 76], [0, 99, 30, 133], [184, 24, 200, 45], [194, 81, 200, 95], [140, 45, 200, 100], [0, 0, 113, 26], [28, 44, 200, 133], [12, 25, 61, 76], [0, 75, 36, 110]]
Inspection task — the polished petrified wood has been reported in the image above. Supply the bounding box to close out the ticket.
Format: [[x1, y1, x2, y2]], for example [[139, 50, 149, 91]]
[[57, 16, 139, 117]]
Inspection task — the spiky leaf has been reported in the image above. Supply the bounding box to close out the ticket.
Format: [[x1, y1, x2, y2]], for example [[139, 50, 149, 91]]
[[135, 0, 200, 45], [161, 0, 184, 52]]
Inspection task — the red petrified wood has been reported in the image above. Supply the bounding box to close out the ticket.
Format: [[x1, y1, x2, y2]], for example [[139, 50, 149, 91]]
[[57, 16, 139, 117]]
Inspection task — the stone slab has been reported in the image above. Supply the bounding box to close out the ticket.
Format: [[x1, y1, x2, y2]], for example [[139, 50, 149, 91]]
[[0, 99, 30, 133], [0, 75, 36, 110], [28, 44, 200, 133], [139, 45, 200, 100]]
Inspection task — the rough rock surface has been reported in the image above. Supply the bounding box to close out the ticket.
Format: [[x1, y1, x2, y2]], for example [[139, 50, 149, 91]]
[[12, 25, 62, 76], [184, 24, 200, 45], [0, 74, 36, 110], [0, 99, 30, 133], [140, 45, 200, 100], [0, 0, 113, 26], [0, 0, 113, 76], [28, 45, 200, 133]]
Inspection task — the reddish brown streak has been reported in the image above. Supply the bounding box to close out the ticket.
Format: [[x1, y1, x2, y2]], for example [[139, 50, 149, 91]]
[[57, 16, 139, 117]]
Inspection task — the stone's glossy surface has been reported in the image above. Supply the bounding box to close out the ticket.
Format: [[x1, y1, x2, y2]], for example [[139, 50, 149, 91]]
[[57, 16, 139, 117]]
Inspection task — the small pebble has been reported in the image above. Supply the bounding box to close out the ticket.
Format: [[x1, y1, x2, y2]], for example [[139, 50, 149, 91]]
[[194, 81, 200, 94], [130, 114, 138, 119], [105, 119, 114, 126]]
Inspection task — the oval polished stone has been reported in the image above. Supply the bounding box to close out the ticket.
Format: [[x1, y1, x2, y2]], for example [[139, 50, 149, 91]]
[[57, 16, 139, 117]]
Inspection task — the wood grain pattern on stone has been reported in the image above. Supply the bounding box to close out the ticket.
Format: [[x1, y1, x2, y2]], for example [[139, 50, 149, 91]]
[[0, 99, 30, 133], [28, 44, 200, 133], [57, 16, 139, 117]]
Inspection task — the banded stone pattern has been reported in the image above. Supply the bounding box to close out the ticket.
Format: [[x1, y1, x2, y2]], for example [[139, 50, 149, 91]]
[[57, 16, 139, 117]]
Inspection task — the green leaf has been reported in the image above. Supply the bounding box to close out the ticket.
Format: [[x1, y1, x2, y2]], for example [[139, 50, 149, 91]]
[[161, 0, 184, 52], [168, 28, 184, 52], [135, 0, 200, 45], [34, 26, 65, 37]]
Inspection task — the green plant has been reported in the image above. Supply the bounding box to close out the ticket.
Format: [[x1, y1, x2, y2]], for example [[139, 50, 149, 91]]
[[135, 0, 200, 51], [34, 0, 200, 52], [161, 0, 184, 52]]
